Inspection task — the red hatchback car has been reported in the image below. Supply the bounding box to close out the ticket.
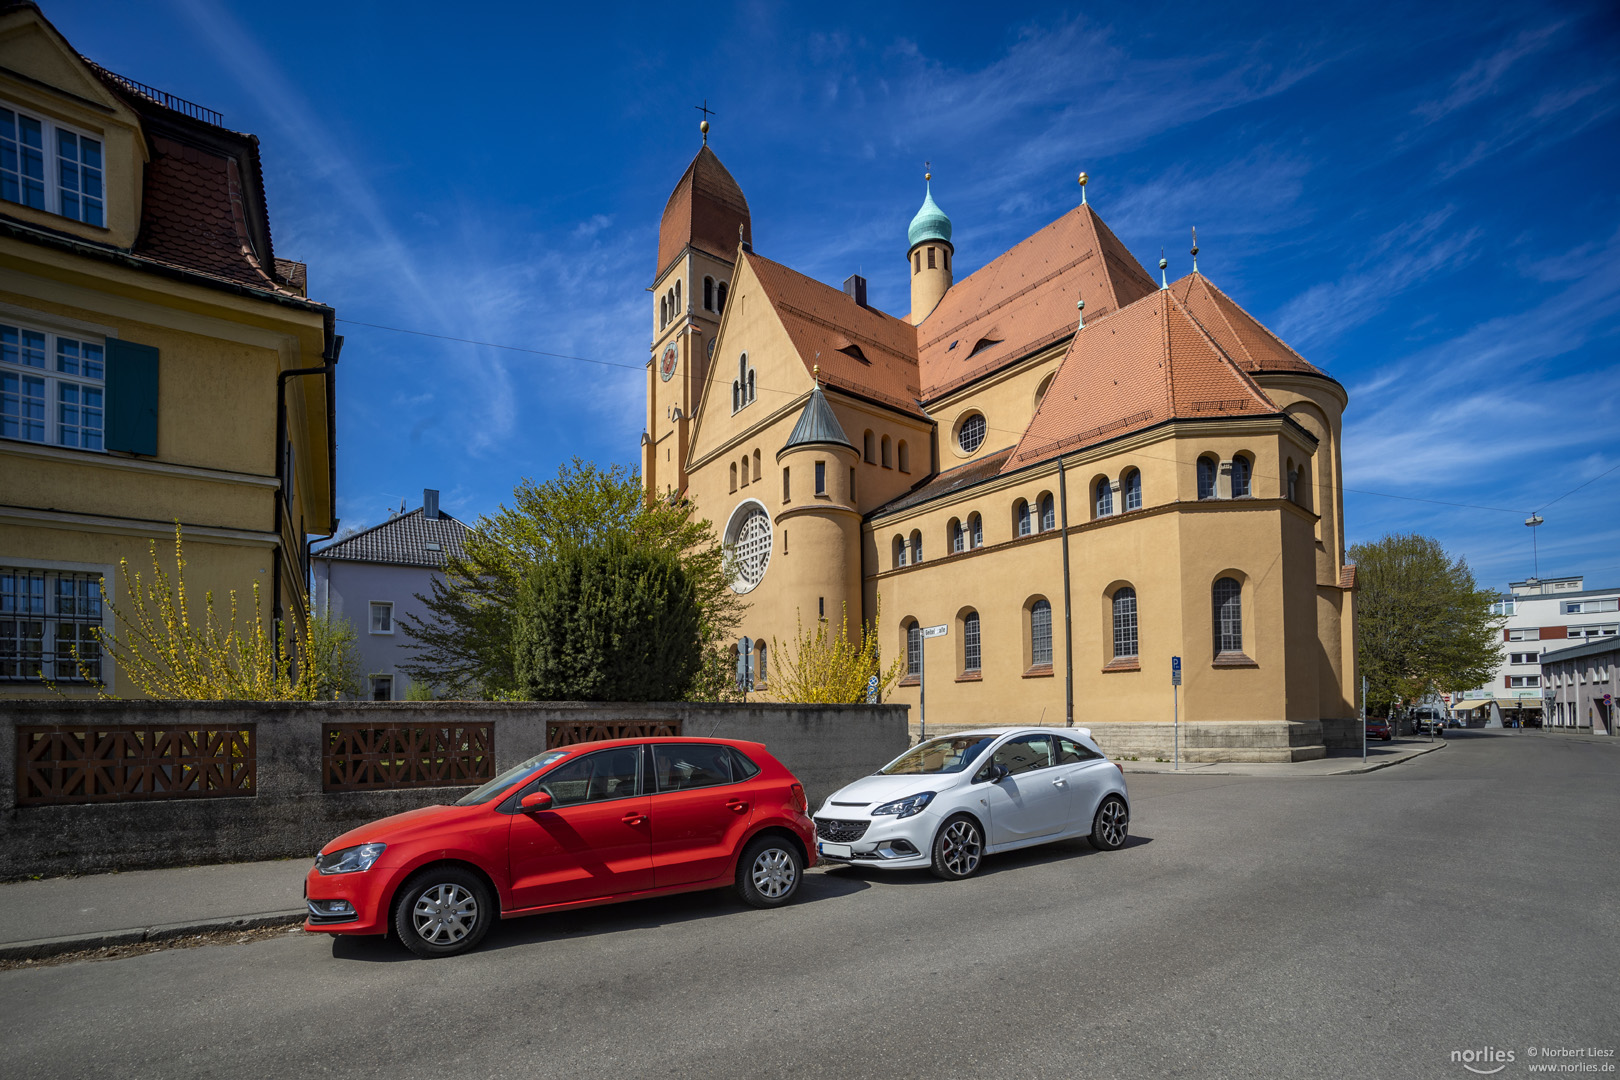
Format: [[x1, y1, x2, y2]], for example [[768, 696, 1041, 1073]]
[[1365, 718, 1392, 741], [304, 737, 816, 958]]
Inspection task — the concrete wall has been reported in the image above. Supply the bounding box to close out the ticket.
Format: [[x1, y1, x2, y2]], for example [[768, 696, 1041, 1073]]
[[1, 700, 909, 880]]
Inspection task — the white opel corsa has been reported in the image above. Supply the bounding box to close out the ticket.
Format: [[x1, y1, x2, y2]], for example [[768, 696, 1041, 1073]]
[[813, 727, 1130, 879]]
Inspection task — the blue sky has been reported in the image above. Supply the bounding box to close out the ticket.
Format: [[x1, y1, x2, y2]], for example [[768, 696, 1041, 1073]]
[[48, 0, 1620, 590]]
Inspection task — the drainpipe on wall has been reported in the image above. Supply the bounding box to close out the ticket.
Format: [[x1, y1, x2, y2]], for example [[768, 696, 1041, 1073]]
[[272, 329, 343, 627], [1057, 456, 1075, 727]]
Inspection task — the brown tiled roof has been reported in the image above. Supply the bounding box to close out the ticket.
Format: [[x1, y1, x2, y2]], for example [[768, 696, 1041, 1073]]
[[658, 145, 751, 278], [869, 447, 1016, 519], [917, 204, 1158, 402], [1004, 289, 1280, 471], [1339, 565, 1357, 589], [746, 252, 926, 419], [133, 135, 284, 290], [1171, 273, 1326, 378], [313, 508, 470, 570]]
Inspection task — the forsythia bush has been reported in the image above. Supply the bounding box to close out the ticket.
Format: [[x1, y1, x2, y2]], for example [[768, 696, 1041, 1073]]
[[770, 598, 903, 704]]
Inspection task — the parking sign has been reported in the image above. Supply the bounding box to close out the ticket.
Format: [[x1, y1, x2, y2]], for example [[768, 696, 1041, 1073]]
[[1171, 656, 1182, 686]]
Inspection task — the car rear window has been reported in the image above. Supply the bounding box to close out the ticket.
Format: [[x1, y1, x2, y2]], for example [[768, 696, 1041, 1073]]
[[653, 744, 735, 792], [728, 747, 761, 780]]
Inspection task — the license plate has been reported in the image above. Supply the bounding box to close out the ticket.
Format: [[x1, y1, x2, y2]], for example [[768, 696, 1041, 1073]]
[[819, 842, 852, 858]]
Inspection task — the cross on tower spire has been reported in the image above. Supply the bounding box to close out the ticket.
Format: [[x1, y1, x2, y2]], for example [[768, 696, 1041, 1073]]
[[695, 100, 715, 143]]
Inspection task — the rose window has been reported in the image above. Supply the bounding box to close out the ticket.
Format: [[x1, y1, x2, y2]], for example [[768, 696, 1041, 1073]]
[[728, 505, 772, 593]]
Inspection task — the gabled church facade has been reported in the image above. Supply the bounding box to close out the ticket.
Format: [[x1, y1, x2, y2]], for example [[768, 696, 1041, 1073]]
[[645, 136, 1357, 760]]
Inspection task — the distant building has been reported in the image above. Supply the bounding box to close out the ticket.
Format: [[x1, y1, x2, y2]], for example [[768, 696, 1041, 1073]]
[[311, 490, 468, 700], [1, 4, 337, 698], [1540, 638, 1616, 735], [1455, 575, 1619, 724]]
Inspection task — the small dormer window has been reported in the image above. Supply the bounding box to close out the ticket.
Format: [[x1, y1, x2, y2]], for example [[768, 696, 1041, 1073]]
[[1, 103, 103, 227], [968, 336, 1002, 357]]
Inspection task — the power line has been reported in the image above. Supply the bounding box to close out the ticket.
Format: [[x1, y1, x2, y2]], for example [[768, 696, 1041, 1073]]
[[1536, 461, 1620, 513]]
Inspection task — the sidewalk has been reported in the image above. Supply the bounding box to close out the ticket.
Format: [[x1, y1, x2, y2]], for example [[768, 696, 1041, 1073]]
[[0, 857, 310, 961], [1116, 739, 1446, 776]]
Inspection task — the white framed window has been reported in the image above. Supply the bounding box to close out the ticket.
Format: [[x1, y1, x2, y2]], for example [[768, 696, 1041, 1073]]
[[1, 320, 105, 449], [1489, 598, 1517, 616], [1506, 628, 1539, 642], [1508, 652, 1539, 665], [1507, 675, 1539, 688], [369, 601, 394, 634], [1, 102, 104, 226], [1, 564, 106, 683], [957, 413, 986, 454]]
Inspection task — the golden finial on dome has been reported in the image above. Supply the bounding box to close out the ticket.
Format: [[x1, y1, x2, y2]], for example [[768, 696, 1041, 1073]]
[[700, 119, 709, 141], [695, 100, 715, 144], [1078, 171, 1089, 205], [813, 363, 821, 384]]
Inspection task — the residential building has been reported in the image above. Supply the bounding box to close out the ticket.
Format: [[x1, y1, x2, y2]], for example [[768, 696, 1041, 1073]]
[[1540, 638, 1616, 735], [1455, 575, 1620, 723], [1, 3, 337, 698], [311, 490, 469, 700], [644, 134, 1357, 760]]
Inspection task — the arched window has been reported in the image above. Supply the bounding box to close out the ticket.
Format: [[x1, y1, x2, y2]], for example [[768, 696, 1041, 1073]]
[[910, 530, 922, 564], [1031, 599, 1053, 667], [740, 455, 749, 486], [1232, 455, 1251, 498], [949, 518, 964, 554], [1095, 479, 1113, 518], [1039, 494, 1055, 532], [863, 430, 876, 464], [913, 251, 921, 275], [905, 620, 921, 676], [1113, 587, 1138, 659], [898, 440, 910, 473], [704, 277, 714, 311], [716, 281, 728, 314], [1287, 462, 1298, 502], [1213, 577, 1242, 655], [747, 368, 755, 403], [1197, 456, 1218, 500], [1295, 464, 1310, 510], [1015, 499, 1031, 537], [881, 435, 893, 468], [1123, 469, 1142, 512], [894, 536, 908, 568], [969, 513, 983, 549], [963, 611, 981, 673], [674, 280, 681, 315], [729, 463, 738, 492], [958, 414, 986, 454], [660, 295, 669, 329], [753, 448, 761, 480]]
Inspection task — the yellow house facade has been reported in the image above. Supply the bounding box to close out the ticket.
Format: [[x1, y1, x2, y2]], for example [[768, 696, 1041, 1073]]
[[1, 4, 337, 698], [648, 138, 1357, 761]]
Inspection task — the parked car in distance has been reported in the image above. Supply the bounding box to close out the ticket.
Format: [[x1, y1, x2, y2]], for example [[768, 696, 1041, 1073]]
[[1365, 717, 1392, 741], [304, 738, 816, 958], [813, 727, 1130, 881]]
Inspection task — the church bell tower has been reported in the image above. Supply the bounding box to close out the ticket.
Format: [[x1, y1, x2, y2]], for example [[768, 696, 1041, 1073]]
[[907, 171, 953, 325]]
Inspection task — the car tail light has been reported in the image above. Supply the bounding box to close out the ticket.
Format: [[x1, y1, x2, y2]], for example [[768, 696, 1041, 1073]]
[[1114, 763, 1124, 778], [789, 783, 807, 813]]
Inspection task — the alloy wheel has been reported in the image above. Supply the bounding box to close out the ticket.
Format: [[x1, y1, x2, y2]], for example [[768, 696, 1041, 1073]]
[[1099, 800, 1128, 847], [942, 820, 982, 876], [750, 847, 797, 899], [411, 882, 479, 945]]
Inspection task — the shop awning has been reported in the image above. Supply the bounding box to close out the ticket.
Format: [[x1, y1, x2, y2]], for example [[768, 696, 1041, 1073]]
[[1452, 699, 1494, 711]]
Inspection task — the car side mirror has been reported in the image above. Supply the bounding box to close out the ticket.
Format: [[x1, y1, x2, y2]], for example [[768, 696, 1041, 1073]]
[[990, 764, 1010, 782], [519, 791, 553, 812]]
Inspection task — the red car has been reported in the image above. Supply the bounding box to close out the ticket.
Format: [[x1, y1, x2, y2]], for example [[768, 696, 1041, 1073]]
[[1365, 718, 1392, 741], [304, 738, 816, 958]]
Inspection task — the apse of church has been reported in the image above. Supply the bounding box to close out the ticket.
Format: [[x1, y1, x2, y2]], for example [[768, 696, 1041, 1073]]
[[644, 129, 1357, 761]]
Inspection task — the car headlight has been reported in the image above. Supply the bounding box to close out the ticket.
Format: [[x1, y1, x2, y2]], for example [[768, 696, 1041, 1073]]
[[314, 842, 387, 875], [872, 792, 936, 819]]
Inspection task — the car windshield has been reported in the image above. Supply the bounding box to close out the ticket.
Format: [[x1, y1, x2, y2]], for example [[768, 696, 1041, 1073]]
[[880, 735, 995, 775], [453, 750, 571, 806]]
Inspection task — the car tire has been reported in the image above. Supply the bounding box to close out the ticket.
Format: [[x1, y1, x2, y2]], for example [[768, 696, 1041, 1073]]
[[735, 834, 803, 909], [1089, 796, 1129, 851], [930, 814, 984, 880], [393, 866, 494, 959]]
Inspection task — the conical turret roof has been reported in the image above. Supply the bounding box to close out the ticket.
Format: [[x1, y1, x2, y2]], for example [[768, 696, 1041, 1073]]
[[657, 144, 751, 278], [782, 384, 854, 451], [907, 182, 952, 249]]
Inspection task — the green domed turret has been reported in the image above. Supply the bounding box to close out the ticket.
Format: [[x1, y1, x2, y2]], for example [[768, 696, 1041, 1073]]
[[907, 180, 952, 250]]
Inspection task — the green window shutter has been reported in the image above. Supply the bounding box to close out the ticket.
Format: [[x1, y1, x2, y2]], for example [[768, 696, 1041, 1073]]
[[105, 338, 159, 456]]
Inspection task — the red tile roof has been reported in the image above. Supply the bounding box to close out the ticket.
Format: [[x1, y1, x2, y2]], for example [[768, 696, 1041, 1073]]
[[1004, 289, 1280, 471], [746, 252, 926, 418], [869, 446, 1015, 519], [1170, 273, 1327, 378], [134, 135, 285, 291], [658, 145, 751, 278], [917, 204, 1158, 402]]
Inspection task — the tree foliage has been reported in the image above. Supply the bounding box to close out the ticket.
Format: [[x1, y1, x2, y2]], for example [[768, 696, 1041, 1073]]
[[1350, 533, 1503, 715], [770, 598, 904, 704], [399, 458, 742, 699], [513, 537, 702, 701], [81, 525, 337, 700]]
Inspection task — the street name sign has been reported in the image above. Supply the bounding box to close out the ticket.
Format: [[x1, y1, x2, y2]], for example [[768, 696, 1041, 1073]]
[[922, 624, 948, 638]]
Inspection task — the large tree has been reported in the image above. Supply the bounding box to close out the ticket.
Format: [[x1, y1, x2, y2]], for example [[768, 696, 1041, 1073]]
[[398, 458, 742, 699], [1349, 533, 1503, 715]]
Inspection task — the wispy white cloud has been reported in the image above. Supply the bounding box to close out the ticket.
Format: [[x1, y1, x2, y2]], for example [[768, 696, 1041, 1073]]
[[1414, 23, 1564, 122]]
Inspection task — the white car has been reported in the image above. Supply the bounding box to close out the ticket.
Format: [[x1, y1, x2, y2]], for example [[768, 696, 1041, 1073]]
[[813, 727, 1130, 879]]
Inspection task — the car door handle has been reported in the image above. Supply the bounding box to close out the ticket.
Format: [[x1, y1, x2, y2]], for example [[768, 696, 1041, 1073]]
[[726, 799, 749, 813], [622, 812, 648, 826], [1051, 779, 1067, 788]]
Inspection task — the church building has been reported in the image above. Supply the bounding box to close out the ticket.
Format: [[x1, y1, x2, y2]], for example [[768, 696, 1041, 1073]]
[[643, 130, 1357, 761]]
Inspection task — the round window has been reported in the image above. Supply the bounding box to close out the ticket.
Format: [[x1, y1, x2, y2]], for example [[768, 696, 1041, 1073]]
[[725, 502, 773, 593], [958, 413, 986, 454]]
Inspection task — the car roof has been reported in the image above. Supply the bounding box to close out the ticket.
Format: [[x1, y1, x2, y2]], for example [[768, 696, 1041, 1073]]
[[554, 736, 768, 752], [936, 726, 1097, 740]]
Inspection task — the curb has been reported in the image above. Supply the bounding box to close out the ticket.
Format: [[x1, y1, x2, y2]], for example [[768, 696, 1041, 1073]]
[[0, 909, 305, 962], [1326, 741, 1447, 774], [1117, 741, 1447, 776]]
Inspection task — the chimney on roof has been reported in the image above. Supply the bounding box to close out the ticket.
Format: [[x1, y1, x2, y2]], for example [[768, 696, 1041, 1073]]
[[423, 489, 439, 519], [844, 274, 868, 308]]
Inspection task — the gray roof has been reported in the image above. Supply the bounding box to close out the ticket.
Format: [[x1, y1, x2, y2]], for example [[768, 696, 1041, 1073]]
[[312, 508, 470, 569], [1538, 637, 1620, 665], [782, 385, 854, 451]]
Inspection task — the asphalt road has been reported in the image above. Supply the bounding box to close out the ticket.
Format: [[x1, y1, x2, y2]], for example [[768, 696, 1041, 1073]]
[[4, 731, 1616, 1080]]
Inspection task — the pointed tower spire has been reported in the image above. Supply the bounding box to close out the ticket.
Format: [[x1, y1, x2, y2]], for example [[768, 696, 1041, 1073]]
[[1191, 227, 1199, 274]]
